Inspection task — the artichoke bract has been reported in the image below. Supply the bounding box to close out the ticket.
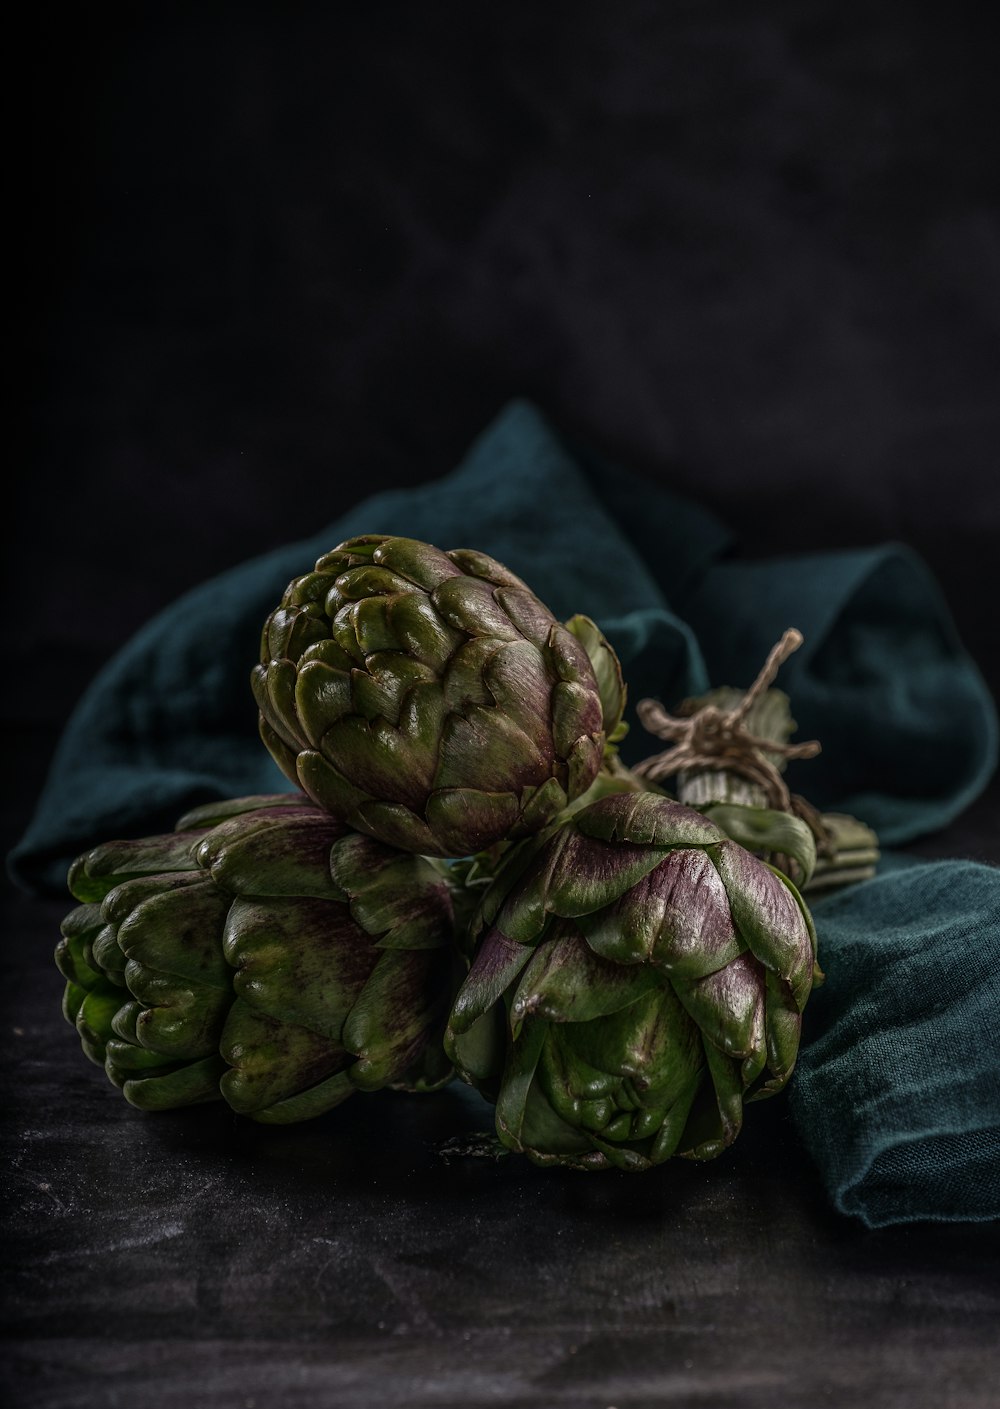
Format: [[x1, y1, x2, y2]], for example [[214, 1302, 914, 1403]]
[[446, 792, 821, 1170], [253, 535, 612, 858], [56, 794, 457, 1122]]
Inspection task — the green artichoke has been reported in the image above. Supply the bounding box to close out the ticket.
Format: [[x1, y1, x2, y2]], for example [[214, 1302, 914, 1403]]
[[445, 792, 820, 1170], [253, 535, 616, 857], [57, 794, 457, 1122]]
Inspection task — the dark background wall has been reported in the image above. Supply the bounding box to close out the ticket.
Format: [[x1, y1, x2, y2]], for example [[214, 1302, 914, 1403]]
[[14, 0, 999, 852]]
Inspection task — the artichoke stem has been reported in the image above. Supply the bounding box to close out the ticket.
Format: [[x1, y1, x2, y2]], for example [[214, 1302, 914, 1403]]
[[676, 768, 767, 810]]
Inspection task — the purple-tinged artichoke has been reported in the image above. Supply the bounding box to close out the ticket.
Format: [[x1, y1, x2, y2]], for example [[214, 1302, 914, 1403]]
[[253, 535, 618, 857], [56, 794, 457, 1122], [445, 792, 821, 1170]]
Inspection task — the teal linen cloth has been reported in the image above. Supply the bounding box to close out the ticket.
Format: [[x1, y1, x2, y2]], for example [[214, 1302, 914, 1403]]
[[10, 399, 1000, 1225], [791, 859, 1000, 1227]]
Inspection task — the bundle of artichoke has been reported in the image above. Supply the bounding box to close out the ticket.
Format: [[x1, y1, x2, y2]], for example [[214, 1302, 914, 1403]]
[[57, 533, 875, 1167]]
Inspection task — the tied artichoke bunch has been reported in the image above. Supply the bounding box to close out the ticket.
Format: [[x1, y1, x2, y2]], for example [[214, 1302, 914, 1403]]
[[57, 533, 874, 1167]]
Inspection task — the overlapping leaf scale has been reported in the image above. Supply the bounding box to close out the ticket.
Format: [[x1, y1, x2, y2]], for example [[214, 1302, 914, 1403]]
[[328, 831, 455, 951], [574, 792, 723, 848], [194, 804, 348, 900], [251, 656, 306, 757], [510, 927, 660, 1025], [219, 999, 354, 1121], [342, 946, 453, 1092], [507, 828, 664, 931], [445, 547, 530, 589], [321, 707, 439, 814], [448, 927, 533, 1034], [55, 903, 105, 992], [69, 863, 233, 1107], [430, 574, 521, 643], [115, 878, 232, 1057], [73, 982, 128, 1066], [372, 535, 463, 590], [580, 847, 738, 971], [710, 840, 816, 1010], [67, 829, 207, 903], [565, 614, 627, 742], [223, 895, 379, 1039], [175, 793, 310, 832]]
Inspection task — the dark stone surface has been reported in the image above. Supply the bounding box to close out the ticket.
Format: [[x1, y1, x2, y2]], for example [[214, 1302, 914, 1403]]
[[9, 4, 999, 1405]]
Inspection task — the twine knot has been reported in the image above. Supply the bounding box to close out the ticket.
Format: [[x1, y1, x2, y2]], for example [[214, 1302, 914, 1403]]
[[634, 628, 821, 812]]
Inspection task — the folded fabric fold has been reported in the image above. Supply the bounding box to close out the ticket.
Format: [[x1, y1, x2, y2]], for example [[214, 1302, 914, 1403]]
[[790, 860, 1000, 1227], [10, 397, 1000, 1226]]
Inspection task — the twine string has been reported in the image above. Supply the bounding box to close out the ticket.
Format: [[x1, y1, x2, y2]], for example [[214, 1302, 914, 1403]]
[[633, 628, 821, 811]]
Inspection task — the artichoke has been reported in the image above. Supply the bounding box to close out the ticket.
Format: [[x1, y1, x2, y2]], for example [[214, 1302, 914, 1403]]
[[57, 794, 457, 1121], [446, 792, 820, 1170], [253, 535, 616, 857]]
